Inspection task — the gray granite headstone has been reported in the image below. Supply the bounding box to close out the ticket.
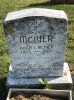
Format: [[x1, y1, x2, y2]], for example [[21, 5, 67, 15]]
[[4, 8, 68, 78]]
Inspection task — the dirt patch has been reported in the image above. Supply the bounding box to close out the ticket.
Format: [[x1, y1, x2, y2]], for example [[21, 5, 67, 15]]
[[10, 92, 66, 100]]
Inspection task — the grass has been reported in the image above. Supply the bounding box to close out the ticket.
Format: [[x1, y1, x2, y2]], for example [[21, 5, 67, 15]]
[[0, 0, 74, 100]]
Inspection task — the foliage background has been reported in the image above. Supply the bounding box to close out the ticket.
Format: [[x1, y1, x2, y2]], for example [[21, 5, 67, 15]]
[[0, 0, 74, 99]]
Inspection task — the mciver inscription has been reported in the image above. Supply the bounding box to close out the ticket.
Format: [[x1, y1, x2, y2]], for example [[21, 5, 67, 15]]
[[4, 8, 68, 78]]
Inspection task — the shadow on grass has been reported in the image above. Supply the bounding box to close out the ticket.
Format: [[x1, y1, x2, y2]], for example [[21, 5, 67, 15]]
[[0, 77, 8, 100], [28, 2, 51, 7], [28, 1, 74, 7]]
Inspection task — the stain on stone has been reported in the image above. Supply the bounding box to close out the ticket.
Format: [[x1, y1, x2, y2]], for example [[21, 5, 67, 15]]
[[7, 24, 14, 34]]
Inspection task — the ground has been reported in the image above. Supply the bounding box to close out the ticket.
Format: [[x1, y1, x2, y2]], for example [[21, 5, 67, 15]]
[[0, 0, 74, 100]]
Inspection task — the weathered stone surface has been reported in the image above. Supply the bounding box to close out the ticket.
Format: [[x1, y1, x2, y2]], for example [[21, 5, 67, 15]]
[[4, 8, 68, 78], [6, 62, 73, 90]]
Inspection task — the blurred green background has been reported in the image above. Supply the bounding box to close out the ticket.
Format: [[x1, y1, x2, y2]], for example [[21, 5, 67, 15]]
[[0, 0, 74, 100]]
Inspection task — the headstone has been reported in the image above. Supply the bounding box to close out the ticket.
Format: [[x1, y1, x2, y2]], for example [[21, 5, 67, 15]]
[[4, 8, 67, 77], [3, 8, 72, 89]]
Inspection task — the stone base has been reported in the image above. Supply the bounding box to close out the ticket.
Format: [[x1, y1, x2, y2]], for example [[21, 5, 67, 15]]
[[7, 89, 72, 100], [6, 62, 73, 90]]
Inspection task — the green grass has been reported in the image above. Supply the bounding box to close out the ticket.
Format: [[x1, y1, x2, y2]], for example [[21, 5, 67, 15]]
[[0, 0, 74, 100]]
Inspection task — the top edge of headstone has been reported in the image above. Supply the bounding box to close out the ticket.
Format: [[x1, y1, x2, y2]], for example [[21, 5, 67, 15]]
[[4, 8, 68, 22]]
